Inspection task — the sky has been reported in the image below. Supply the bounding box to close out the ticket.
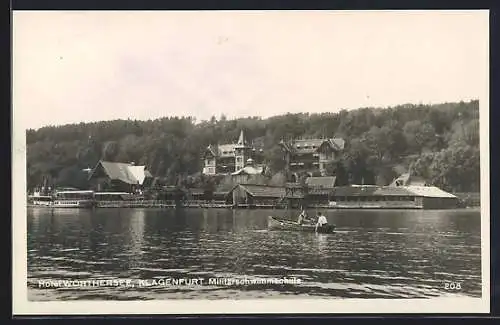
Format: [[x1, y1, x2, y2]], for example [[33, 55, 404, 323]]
[[13, 10, 488, 130]]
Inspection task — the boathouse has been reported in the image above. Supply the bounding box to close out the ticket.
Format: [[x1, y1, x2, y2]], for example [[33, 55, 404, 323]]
[[88, 160, 153, 193], [227, 184, 303, 208], [305, 176, 337, 205], [329, 184, 458, 209], [156, 186, 187, 202], [187, 188, 206, 201]]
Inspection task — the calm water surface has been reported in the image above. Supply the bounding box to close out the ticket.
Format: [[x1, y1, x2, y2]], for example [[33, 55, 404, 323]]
[[27, 207, 482, 300]]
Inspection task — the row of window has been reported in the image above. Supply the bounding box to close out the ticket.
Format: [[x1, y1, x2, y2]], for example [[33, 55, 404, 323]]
[[295, 145, 318, 149], [206, 157, 251, 164]]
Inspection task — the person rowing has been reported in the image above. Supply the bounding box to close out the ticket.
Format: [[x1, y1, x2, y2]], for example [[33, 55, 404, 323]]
[[297, 208, 312, 225], [315, 212, 328, 232]]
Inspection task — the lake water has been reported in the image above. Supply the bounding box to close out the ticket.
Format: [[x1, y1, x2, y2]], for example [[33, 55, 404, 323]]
[[27, 207, 482, 300]]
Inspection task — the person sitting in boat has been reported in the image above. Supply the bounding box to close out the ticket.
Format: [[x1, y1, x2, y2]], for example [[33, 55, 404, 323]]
[[297, 209, 311, 225], [315, 212, 328, 232]]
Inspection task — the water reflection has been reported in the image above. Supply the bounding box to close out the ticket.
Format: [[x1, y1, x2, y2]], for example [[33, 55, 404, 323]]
[[27, 207, 482, 300]]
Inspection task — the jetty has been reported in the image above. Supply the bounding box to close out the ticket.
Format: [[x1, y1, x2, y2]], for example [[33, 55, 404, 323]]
[[28, 173, 462, 210]]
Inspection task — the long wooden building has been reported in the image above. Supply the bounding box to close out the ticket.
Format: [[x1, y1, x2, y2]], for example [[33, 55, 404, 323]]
[[329, 184, 459, 209]]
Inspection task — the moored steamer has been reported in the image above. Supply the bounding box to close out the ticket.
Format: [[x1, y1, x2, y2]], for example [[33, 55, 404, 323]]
[[28, 194, 53, 207], [52, 190, 95, 208]]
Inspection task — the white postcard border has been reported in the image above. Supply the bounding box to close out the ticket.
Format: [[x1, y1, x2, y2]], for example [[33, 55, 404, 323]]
[[12, 9, 491, 315]]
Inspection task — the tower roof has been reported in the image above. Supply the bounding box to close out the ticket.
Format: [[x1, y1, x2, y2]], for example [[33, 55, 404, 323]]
[[235, 129, 250, 148]]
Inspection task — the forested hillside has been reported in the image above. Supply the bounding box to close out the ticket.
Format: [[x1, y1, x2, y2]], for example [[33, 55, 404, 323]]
[[26, 100, 480, 193]]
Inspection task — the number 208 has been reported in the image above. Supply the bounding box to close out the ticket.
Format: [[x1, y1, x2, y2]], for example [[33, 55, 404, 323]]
[[444, 282, 461, 290]]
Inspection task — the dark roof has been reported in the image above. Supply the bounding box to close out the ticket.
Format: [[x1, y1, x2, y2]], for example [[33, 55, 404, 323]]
[[291, 139, 325, 154], [239, 184, 285, 198], [305, 176, 336, 188], [332, 185, 386, 197]]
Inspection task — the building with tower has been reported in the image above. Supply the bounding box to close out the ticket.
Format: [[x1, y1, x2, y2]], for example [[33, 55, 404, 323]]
[[202, 130, 264, 175], [234, 130, 251, 171], [201, 131, 345, 180]]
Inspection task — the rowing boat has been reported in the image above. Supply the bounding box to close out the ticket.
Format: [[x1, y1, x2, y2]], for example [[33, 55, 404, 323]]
[[267, 216, 335, 233]]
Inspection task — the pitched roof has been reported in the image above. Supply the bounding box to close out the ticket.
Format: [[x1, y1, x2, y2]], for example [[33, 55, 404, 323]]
[[305, 176, 337, 188], [239, 184, 284, 198], [331, 185, 456, 198], [90, 161, 152, 185], [204, 130, 255, 158], [236, 129, 249, 147], [327, 138, 346, 150], [332, 185, 381, 197], [404, 186, 457, 198], [280, 138, 345, 154], [204, 145, 218, 157], [128, 166, 152, 184]]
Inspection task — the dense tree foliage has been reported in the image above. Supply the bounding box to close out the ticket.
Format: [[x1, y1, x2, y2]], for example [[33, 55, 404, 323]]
[[26, 100, 480, 193]]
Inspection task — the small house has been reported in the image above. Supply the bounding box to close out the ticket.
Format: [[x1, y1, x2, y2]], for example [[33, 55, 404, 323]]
[[227, 184, 303, 208]]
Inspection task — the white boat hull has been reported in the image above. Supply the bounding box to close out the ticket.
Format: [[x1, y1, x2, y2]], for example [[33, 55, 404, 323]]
[[52, 200, 95, 208]]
